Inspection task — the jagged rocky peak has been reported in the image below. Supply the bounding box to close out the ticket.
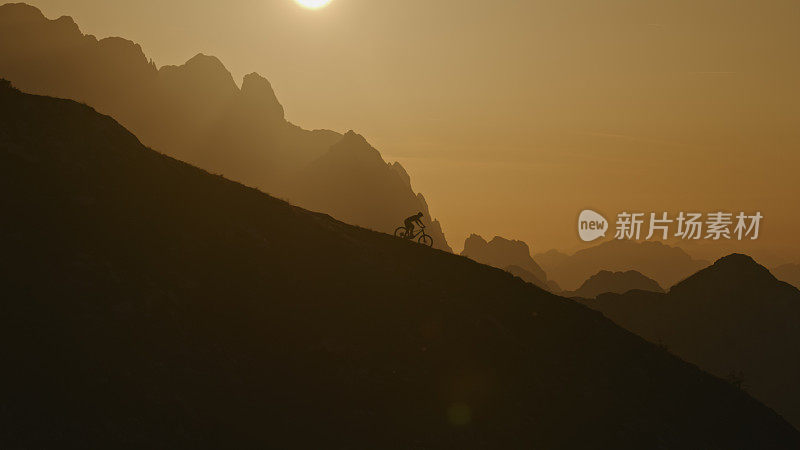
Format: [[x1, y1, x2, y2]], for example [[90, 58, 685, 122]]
[[463, 233, 488, 250], [184, 53, 227, 70], [160, 53, 238, 94], [390, 162, 412, 188], [98, 36, 144, 55], [326, 130, 383, 161], [240, 72, 285, 120], [341, 129, 369, 144], [183, 54, 233, 80], [465, 235, 532, 261], [52, 14, 79, 32], [491, 235, 531, 253], [415, 193, 430, 215], [462, 234, 548, 284], [0, 2, 47, 23], [0, 3, 79, 38], [96, 37, 152, 68]]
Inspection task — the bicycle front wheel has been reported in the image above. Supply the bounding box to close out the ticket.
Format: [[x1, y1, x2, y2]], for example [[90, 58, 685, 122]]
[[418, 234, 434, 248], [394, 227, 408, 238]]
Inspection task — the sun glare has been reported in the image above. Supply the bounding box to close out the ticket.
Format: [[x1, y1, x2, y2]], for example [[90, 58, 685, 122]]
[[294, 0, 332, 9]]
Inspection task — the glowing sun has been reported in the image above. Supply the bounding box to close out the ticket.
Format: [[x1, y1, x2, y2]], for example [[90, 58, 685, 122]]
[[294, 0, 332, 9]]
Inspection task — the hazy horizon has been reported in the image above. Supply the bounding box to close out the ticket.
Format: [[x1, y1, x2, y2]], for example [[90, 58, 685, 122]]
[[19, 0, 800, 260]]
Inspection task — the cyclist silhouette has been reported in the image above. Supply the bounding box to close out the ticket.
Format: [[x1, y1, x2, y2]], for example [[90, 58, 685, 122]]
[[403, 212, 425, 238]]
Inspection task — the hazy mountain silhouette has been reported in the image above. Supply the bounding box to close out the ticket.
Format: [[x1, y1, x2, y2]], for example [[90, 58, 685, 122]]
[[461, 235, 552, 291], [536, 240, 708, 291], [772, 263, 800, 289], [290, 130, 452, 251], [581, 254, 800, 429], [534, 248, 570, 271], [564, 270, 664, 299], [0, 3, 451, 250], [3, 83, 799, 448]]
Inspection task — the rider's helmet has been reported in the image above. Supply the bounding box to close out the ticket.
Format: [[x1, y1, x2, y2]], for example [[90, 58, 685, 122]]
[[418, 211, 424, 217]]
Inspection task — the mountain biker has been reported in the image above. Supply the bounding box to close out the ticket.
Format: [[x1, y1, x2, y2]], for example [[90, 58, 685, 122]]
[[404, 212, 425, 238]]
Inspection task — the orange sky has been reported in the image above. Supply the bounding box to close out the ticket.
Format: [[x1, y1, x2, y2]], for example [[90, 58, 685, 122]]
[[23, 0, 800, 260]]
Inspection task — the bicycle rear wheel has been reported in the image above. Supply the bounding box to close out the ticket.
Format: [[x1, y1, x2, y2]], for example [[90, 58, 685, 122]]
[[394, 227, 408, 238], [418, 234, 434, 248]]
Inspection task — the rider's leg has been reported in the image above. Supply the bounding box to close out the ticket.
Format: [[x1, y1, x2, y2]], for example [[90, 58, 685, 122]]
[[405, 223, 415, 238]]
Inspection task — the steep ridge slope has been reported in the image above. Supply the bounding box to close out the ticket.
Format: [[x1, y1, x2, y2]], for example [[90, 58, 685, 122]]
[[582, 254, 800, 428], [505, 265, 547, 289], [0, 3, 451, 250], [1, 84, 798, 448], [772, 263, 800, 289]]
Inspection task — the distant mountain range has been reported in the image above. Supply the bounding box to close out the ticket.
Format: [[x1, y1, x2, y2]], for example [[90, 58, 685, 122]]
[[461, 235, 707, 295], [460, 234, 558, 291], [563, 270, 664, 299], [535, 240, 709, 291], [581, 254, 800, 429], [3, 80, 799, 448], [0, 2, 451, 251]]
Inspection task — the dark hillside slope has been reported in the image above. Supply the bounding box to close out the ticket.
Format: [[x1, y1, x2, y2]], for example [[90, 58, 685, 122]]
[[581, 255, 800, 428], [1, 84, 798, 448]]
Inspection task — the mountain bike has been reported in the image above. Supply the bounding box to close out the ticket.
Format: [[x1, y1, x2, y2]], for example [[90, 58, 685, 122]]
[[394, 224, 434, 248]]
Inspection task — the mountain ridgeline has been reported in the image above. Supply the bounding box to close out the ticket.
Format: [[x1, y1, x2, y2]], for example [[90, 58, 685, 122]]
[[2, 82, 799, 447], [460, 234, 707, 296], [563, 270, 664, 299], [0, 2, 451, 251], [536, 240, 709, 291]]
